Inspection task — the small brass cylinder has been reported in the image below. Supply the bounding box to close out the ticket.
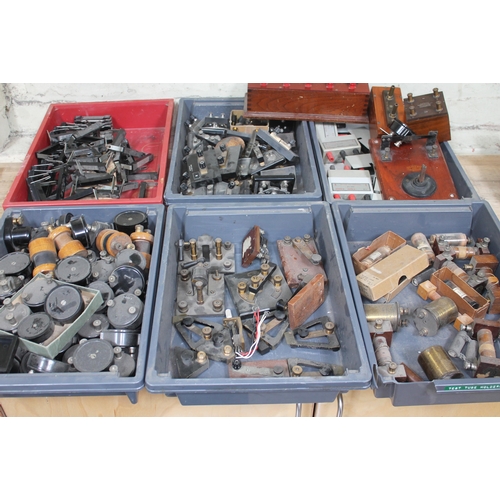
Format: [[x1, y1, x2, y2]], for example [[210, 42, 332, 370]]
[[414, 297, 458, 337], [364, 303, 404, 332], [418, 345, 463, 380]]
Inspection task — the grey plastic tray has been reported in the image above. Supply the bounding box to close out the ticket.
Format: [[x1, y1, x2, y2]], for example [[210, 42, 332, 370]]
[[164, 98, 323, 204], [0, 204, 165, 404], [308, 121, 480, 204], [146, 202, 371, 405], [332, 200, 500, 406]]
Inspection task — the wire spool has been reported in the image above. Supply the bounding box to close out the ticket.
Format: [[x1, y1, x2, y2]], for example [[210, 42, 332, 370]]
[[100, 329, 140, 348], [48, 226, 88, 259], [20, 275, 58, 311], [413, 297, 458, 337], [418, 345, 463, 380], [78, 314, 110, 339], [91, 256, 116, 282], [61, 343, 80, 364], [0, 252, 32, 277], [0, 271, 25, 301], [55, 255, 92, 286], [110, 346, 136, 377], [25, 352, 71, 373], [108, 265, 146, 297], [28, 237, 58, 276], [44, 284, 85, 325], [96, 229, 134, 257], [0, 299, 31, 333], [86, 280, 114, 312], [17, 312, 55, 344], [107, 293, 144, 330], [115, 248, 148, 271], [67, 215, 91, 247], [70, 339, 115, 373], [130, 226, 154, 269], [3, 216, 32, 252], [113, 211, 148, 235]]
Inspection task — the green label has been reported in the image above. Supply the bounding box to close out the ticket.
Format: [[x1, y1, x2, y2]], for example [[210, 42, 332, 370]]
[[442, 384, 500, 392]]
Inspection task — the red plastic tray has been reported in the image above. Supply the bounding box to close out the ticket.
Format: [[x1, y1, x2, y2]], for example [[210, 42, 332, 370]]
[[3, 99, 174, 208]]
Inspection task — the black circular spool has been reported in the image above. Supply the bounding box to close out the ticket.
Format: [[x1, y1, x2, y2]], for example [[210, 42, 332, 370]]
[[0, 302, 31, 332], [113, 211, 148, 234], [26, 352, 70, 373], [20, 352, 32, 373], [55, 255, 92, 285], [69, 215, 91, 247], [17, 312, 55, 344], [91, 259, 116, 282], [402, 172, 437, 198], [61, 343, 79, 364], [45, 284, 85, 325], [108, 265, 146, 296], [71, 339, 114, 373], [107, 293, 144, 330], [111, 348, 136, 377], [115, 249, 147, 270], [3, 217, 32, 252], [87, 280, 114, 312], [78, 313, 109, 339], [0, 275, 24, 301], [20, 277, 59, 311], [57, 213, 74, 226], [0, 252, 32, 277]]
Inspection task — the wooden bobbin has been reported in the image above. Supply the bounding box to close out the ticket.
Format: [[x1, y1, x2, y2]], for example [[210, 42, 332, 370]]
[[28, 237, 57, 276], [49, 226, 88, 259]]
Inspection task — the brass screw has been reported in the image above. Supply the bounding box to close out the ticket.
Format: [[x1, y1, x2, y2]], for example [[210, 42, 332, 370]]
[[215, 238, 223, 260], [189, 239, 197, 260], [292, 365, 303, 377], [202, 327, 212, 340], [238, 282, 247, 296], [407, 93, 414, 103], [197, 351, 208, 364], [195, 280, 204, 304]]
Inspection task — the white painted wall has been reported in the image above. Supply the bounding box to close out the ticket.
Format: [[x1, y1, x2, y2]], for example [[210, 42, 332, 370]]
[[0, 85, 10, 151], [1, 83, 499, 161]]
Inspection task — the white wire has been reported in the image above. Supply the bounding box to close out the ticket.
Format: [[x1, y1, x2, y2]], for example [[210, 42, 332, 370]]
[[235, 312, 268, 360]]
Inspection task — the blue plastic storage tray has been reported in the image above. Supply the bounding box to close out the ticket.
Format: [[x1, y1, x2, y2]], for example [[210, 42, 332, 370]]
[[146, 202, 371, 405]]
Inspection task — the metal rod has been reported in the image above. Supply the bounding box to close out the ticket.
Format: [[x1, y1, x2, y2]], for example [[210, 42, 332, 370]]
[[336, 394, 344, 418], [295, 403, 302, 417]]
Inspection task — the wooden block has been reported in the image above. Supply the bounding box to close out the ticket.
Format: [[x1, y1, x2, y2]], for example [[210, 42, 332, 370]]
[[356, 245, 429, 302], [244, 83, 370, 123], [368, 86, 405, 139], [470, 254, 499, 273], [369, 137, 459, 201], [403, 88, 451, 142], [287, 274, 325, 331]]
